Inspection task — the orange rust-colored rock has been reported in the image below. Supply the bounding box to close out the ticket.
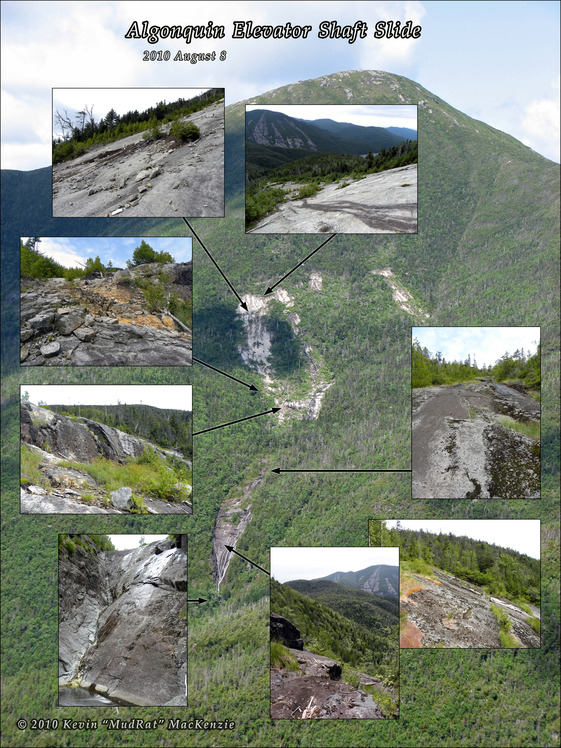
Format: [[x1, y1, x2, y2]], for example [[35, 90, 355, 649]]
[[400, 620, 424, 648]]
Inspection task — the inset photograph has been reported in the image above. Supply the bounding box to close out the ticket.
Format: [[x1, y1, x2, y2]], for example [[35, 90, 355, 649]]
[[270, 547, 399, 719], [59, 534, 187, 706], [20, 385, 192, 514], [52, 87, 224, 217], [369, 520, 540, 649], [411, 327, 540, 498], [20, 237, 192, 366], [246, 104, 417, 234]]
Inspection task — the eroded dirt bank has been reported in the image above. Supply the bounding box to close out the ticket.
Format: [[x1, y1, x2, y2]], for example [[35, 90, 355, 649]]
[[400, 568, 540, 648], [271, 648, 393, 719], [248, 163, 417, 234], [412, 381, 540, 499], [53, 100, 224, 218]]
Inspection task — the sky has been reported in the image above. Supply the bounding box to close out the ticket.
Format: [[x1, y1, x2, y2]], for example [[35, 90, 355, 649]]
[[22, 385, 193, 411], [412, 326, 540, 368], [1, 2, 559, 170], [385, 520, 540, 560], [53, 87, 210, 139], [109, 534, 168, 550], [21, 236, 192, 268], [246, 104, 417, 129], [271, 546, 399, 583]]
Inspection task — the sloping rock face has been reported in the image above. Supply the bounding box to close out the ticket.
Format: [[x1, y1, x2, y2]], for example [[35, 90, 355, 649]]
[[400, 568, 540, 648], [21, 401, 192, 514], [412, 381, 540, 498], [59, 537, 187, 706], [21, 262, 192, 366], [53, 99, 224, 218], [270, 647, 393, 719], [21, 401, 147, 463], [248, 164, 417, 234]]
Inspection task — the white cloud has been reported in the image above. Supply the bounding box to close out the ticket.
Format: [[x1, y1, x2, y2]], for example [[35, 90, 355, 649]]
[[521, 76, 560, 162]]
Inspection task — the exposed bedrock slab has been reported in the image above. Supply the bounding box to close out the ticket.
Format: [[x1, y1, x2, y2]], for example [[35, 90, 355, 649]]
[[412, 381, 540, 499], [21, 262, 192, 366], [400, 569, 540, 648], [59, 539, 187, 706], [249, 163, 417, 234], [53, 100, 224, 218]]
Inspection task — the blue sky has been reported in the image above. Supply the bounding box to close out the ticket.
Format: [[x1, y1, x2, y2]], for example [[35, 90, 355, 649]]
[[412, 326, 540, 368], [1, 2, 559, 169], [21, 236, 192, 268]]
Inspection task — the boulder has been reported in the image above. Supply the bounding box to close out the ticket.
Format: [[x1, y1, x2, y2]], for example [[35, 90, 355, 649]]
[[270, 613, 304, 650], [110, 487, 134, 510]]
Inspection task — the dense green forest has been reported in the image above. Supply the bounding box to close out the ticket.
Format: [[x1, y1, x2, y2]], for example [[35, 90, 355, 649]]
[[271, 578, 399, 682], [246, 139, 418, 226], [1, 70, 559, 747], [286, 578, 399, 634], [371, 522, 540, 605], [412, 338, 541, 389], [52, 88, 223, 163]]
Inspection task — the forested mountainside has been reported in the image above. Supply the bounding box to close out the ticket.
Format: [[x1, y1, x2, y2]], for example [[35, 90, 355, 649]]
[[286, 578, 399, 633], [1, 69, 559, 746], [272, 578, 399, 681]]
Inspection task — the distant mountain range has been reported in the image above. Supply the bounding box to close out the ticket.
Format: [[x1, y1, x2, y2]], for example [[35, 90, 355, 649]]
[[245, 109, 412, 176], [318, 564, 399, 596]]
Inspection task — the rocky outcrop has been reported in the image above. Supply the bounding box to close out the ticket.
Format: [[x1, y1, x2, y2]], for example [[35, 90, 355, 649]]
[[400, 568, 540, 648], [53, 99, 224, 218], [412, 381, 540, 499], [271, 613, 304, 650], [59, 537, 187, 706], [212, 473, 261, 587], [21, 401, 192, 514], [21, 262, 192, 366]]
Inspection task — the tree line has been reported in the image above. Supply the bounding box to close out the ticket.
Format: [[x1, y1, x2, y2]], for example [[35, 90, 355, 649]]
[[412, 338, 540, 388], [20, 238, 175, 281], [374, 522, 540, 605], [53, 88, 223, 163]]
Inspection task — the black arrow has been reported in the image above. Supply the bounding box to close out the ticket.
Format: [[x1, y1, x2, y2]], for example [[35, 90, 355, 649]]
[[225, 545, 270, 576], [187, 598, 207, 603], [272, 468, 411, 474], [193, 357, 258, 391], [183, 218, 248, 310], [194, 408, 280, 436], [264, 234, 335, 295]]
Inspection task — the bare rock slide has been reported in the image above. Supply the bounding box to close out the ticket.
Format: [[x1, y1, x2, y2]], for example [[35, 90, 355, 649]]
[[53, 100, 224, 218]]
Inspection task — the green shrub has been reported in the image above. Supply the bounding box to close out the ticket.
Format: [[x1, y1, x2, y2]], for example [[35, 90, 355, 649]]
[[297, 182, 320, 199], [270, 641, 299, 671], [170, 119, 200, 142]]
